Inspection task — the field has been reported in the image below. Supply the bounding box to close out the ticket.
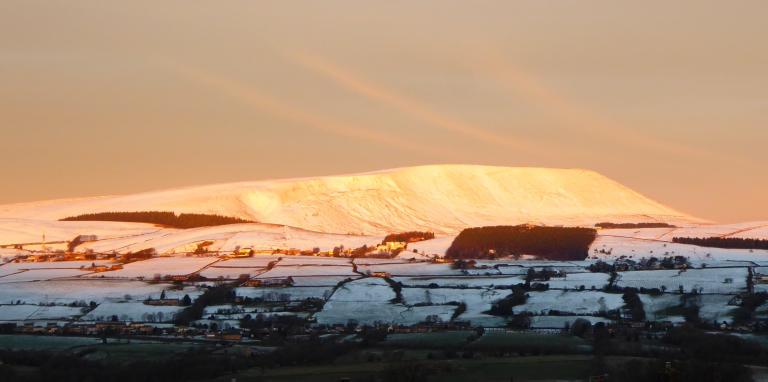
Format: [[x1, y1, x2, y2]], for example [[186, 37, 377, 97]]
[[86, 257, 219, 279], [225, 354, 596, 382], [82, 302, 184, 322], [0, 220, 766, 330]]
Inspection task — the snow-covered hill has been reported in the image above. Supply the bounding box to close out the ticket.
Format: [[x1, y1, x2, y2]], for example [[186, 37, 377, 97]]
[[0, 165, 698, 235]]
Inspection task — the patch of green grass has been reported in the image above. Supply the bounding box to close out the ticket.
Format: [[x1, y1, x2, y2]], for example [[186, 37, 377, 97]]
[[467, 332, 591, 353], [84, 342, 202, 362], [0, 335, 101, 351], [655, 304, 685, 317], [224, 355, 595, 382], [381, 331, 475, 348]]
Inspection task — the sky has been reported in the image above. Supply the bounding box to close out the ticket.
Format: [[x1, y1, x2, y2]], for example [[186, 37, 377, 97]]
[[0, 0, 766, 223]]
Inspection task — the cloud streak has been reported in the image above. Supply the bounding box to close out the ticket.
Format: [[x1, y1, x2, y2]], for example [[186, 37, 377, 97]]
[[476, 51, 712, 160], [290, 53, 537, 154], [170, 64, 451, 158]]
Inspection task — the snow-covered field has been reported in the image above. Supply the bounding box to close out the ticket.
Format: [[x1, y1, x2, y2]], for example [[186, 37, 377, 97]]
[[545, 273, 611, 290], [215, 256, 279, 267], [315, 278, 458, 325], [291, 276, 359, 287], [0, 280, 177, 305], [530, 315, 613, 328], [357, 263, 459, 276], [236, 286, 333, 301], [0, 304, 85, 321], [85, 256, 219, 279], [518, 290, 624, 315], [591, 235, 768, 262], [0, 218, 159, 246], [401, 287, 507, 326], [255, 265, 357, 278], [615, 268, 747, 294], [199, 266, 266, 280], [82, 302, 182, 322], [0, 213, 765, 329], [394, 276, 524, 288], [0, 256, 760, 328], [0, 269, 91, 283]]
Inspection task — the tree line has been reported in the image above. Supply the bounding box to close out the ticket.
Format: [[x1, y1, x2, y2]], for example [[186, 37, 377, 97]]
[[382, 231, 435, 243], [445, 225, 597, 261], [673, 236, 768, 250], [61, 211, 254, 228], [595, 222, 676, 229]]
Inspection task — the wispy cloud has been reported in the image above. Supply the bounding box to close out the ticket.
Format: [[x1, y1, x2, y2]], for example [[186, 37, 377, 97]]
[[476, 51, 711, 160], [170, 64, 451, 158], [289, 52, 538, 154]]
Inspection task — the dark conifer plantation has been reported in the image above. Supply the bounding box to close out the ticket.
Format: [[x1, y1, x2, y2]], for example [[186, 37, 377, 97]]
[[673, 236, 768, 250], [61, 211, 254, 228], [595, 222, 676, 229], [446, 225, 597, 260]]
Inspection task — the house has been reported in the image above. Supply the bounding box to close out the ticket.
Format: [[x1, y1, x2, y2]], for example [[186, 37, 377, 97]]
[[85, 264, 123, 272], [245, 277, 294, 287], [74, 235, 98, 243], [369, 271, 391, 278], [144, 299, 181, 306], [229, 247, 254, 257]]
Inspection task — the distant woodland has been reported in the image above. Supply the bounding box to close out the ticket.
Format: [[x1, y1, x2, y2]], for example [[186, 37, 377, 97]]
[[60, 211, 254, 229], [673, 236, 768, 250], [595, 222, 676, 229], [446, 225, 597, 261], [382, 231, 435, 243]]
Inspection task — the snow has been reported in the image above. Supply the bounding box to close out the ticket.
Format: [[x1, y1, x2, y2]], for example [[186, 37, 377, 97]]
[[394, 276, 524, 288], [215, 256, 280, 267], [639, 294, 682, 321], [316, 278, 459, 325], [329, 278, 395, 302], [236, 287, 333, 301], [407, 236, 456, 257], [357, 263, 460, 276], [0, 165, 698, 235], [76, 223, 380, 255], [0, 218, 158, 246], [530, 315, 613, 328], [0, 304, 84, 321], [199, 267, 266, 280], [545, 273, 610, 290], [590, 234, 767, 261], [277, 256, 352, 266], [85, 256, 219, 279], [0, 269, 90, 283], [255, 265, 357, 278], [82, 302, 183, 322], [316, 301, 454, 326], [0, 248, 28, 261], [519, 290, 624, 315], [615, 268, 747, 294], [0, 280, 176, 305], [401, 287, 507, 326], [696, 295, 737, 323]]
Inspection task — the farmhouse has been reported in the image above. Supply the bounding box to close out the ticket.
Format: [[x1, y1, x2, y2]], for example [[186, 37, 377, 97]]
[[144, 298, 181, 306], [244, 277, 295, 287]]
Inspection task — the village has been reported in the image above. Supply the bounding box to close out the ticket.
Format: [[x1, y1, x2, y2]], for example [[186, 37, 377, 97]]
[[2, 228, 768, 352]]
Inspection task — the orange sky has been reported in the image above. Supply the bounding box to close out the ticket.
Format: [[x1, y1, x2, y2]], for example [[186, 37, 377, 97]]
[[1, 0, 766, 222]]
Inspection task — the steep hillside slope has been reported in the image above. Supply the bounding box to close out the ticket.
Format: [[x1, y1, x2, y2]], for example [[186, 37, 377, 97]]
[[0, 165, 698, 235]]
